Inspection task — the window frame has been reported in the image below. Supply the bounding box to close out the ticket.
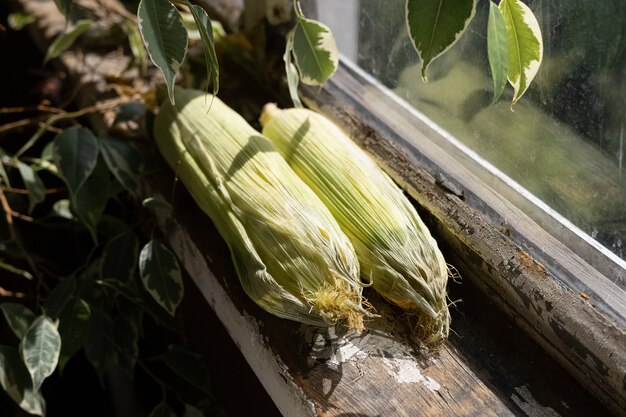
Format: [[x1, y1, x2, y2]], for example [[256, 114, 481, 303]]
[[299, 57, 626, 414]]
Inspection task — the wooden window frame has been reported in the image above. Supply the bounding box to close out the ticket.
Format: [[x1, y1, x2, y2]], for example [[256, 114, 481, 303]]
[[298, 58, 626, 414]]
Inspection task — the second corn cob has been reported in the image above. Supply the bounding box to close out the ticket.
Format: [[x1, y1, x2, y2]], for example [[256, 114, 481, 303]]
[[261, 104, 450, 345]]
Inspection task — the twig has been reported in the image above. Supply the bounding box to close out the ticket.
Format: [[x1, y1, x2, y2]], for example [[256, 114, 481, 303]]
[[0, 119, 38, 136], [1, 186, 65, 196], [0, 188, 45, 296], [15, 97, 127, 157], [0, 104, 65, 114]]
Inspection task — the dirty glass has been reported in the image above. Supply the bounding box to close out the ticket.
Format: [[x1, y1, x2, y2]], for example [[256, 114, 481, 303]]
[[315, 0, 626, 261]]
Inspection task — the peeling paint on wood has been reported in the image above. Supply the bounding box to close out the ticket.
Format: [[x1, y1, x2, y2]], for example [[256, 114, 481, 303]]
[[511, 385, 562, 417]]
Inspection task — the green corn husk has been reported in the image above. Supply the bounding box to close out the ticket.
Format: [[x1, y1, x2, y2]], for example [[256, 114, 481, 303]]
[[260, 105, 450, 345], [153, 87, 369, 329]]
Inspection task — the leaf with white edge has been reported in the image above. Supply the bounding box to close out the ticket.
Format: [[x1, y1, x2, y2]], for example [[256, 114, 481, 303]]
[[292, 15, 338, 86], [0, 147, 12, 187], [499, 0, 543, 105], [73, 157, 110, 242], [488, 2, 508, 101], [162, 344, 212, 395], [101, 230, 139, 283], [44, 20, 94, 63], [53, 126, 99, 196], [16, 161, 45, 214], [284, 31, 303, 108], [139, 239, 184, 316], [20, 316, 61, 392], [0, 346, 45, 416], [57, 298, 90, 372], [52, 199, 74, 220], [138, 0, 187, 104], [150, 402, 176, 417], [142, 196, 172, 212], [0, 303, 36, 340], [100, 135, 143, 196], [183, 1, 219, 96], [406, 0, 477, 81], [44, 275, 76, 319]]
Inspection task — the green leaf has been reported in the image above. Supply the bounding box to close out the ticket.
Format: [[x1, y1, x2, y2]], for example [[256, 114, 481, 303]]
[[162, 344, 212, 395], [0, 303, 36, 340], [73, 157, 110, 242], [0, 346, 45, 416], [53, 126, 99, 196], [284, 31, 303, 108], [7, 13, 36, 31], [406, 0, 477, 81], [113, 101, 146, 124], [85, 307, 118, 381], [20, 316, 61, 392], [101, 230, 139, 283], [53, 0, 73, 20], [16, 161, 45, 214], [142, 196, 172, 212], [139, 239, 184, 316], [138, 0, 188, 104], [100, 135, 143, 196], [0, 147, 12, 187], [183, 2, 220, 96], [43, 275, 76, 319], [488, 2, 508, 101], [499, 0, 543, 105], [57, 298, 90, 372], [150, 402, 176, 417], [292, 15, 338, 86], [44, 20, 94, 63]]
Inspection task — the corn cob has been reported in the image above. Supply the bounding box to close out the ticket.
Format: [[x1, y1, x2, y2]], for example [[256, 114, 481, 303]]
[[153, 87, 368, 328], [260, 105, 450, 345]]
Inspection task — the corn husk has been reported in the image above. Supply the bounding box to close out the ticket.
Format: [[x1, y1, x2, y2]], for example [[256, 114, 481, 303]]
[[153, 88, 368, 328], [261, 105, 450, 345]]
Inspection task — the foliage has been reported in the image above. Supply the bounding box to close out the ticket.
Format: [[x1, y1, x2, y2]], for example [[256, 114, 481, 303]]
[[0, 0, 546, 414], [0, 104, 219, 415]]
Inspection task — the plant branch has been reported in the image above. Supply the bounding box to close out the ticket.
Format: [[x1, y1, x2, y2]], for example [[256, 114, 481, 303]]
[[15, 97, 128, 158], [0, 188, 44, 295]]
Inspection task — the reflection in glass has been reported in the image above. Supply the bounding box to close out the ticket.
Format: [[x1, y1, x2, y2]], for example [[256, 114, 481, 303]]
[[319, 0, 626, 260]]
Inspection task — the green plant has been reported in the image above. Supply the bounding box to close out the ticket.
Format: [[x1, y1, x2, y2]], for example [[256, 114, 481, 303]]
[[0, 0, 546, 414]]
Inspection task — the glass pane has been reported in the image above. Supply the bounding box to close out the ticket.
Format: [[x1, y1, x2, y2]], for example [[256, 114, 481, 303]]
[[316, 0, 626, 261]]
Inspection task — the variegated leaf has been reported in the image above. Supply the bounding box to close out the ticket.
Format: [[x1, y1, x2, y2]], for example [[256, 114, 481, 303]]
[[139, 240, 184, 316], [488, 2, 508, 101], [500, 0, 543, 105], [292, 13, 338, 86], [406, 0, 477, 81], [20, 316, 61, 392]]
